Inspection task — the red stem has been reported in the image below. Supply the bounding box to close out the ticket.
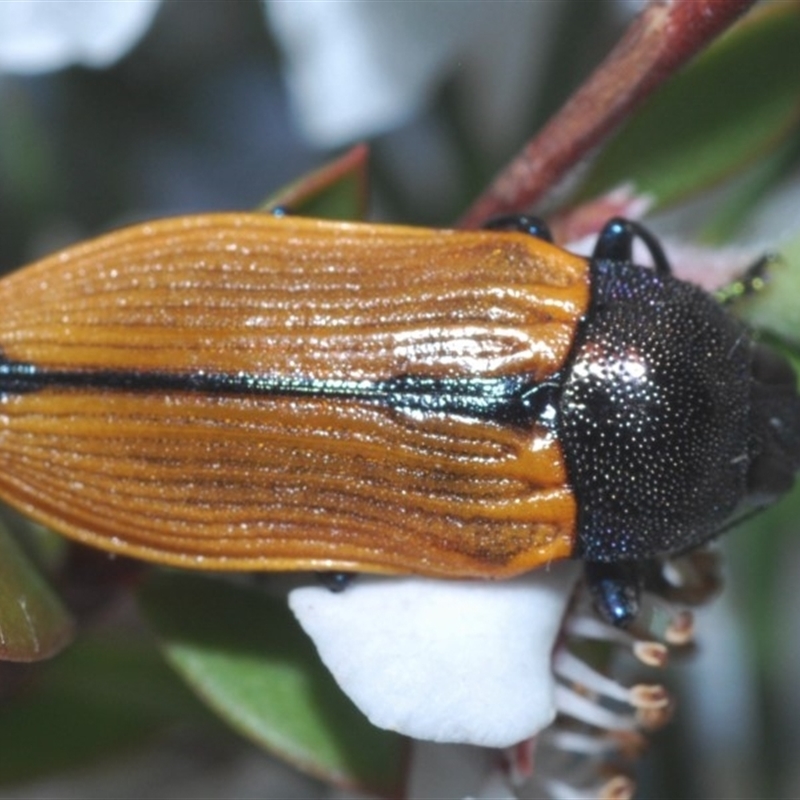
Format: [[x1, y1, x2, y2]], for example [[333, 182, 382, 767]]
[[459, 0, 759, 228]]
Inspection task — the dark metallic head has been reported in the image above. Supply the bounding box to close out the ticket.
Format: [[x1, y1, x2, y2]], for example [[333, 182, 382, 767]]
[[558, 257, 800, 563]]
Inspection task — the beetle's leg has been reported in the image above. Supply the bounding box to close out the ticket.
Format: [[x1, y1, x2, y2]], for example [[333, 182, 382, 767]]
[[316, 571, 355, 593], [715, 253, 773, 305], [593, 218, 672, 277], [483, 215, 553, 243], [584, 561, 642, 628]]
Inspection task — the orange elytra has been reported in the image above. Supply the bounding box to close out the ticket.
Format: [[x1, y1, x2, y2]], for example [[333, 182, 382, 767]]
[[0, 211, 797, 625]]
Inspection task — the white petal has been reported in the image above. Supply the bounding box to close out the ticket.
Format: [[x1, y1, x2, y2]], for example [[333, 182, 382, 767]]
[[265, 0, 463, 145], [289, 564, 579, 748], [265, 0, 559, 150], [0, 0, 161, 74]]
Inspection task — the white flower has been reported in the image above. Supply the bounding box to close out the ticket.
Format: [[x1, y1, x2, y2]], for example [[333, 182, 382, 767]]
[[290, 565, 580, 748], [0, 0, 160, 73], [264, 0, 562, 149], [0, 0, 570, 156]]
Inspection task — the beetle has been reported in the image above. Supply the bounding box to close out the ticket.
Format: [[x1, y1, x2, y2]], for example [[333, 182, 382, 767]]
[[0, 212, 797, 625]]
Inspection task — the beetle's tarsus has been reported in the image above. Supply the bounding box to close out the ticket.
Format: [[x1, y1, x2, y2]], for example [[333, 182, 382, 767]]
[[316, 571, 355, 593], [483, 214, 553, 243], [715, 253, 774, 305], [593, 218, 672, 276], [585, 561, 642, 628]]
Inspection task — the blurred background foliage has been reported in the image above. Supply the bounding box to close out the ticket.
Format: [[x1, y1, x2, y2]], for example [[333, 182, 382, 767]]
[[1, 1, 800, 798], [0, 1, 617, 267]]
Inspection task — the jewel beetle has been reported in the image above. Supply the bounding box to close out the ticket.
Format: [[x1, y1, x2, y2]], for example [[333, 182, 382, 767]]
[[0, 212, 798, 625]]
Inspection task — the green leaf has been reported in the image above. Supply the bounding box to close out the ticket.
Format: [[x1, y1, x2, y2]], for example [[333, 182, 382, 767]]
[[260, 144, 370, 220], [0, 522, 73, 662], [576, 3, 800, 210], [727, 477, 800, 664], [0, 637, 206, 785], [697, 135, 800, 244], [138, 572, 407, 798]]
